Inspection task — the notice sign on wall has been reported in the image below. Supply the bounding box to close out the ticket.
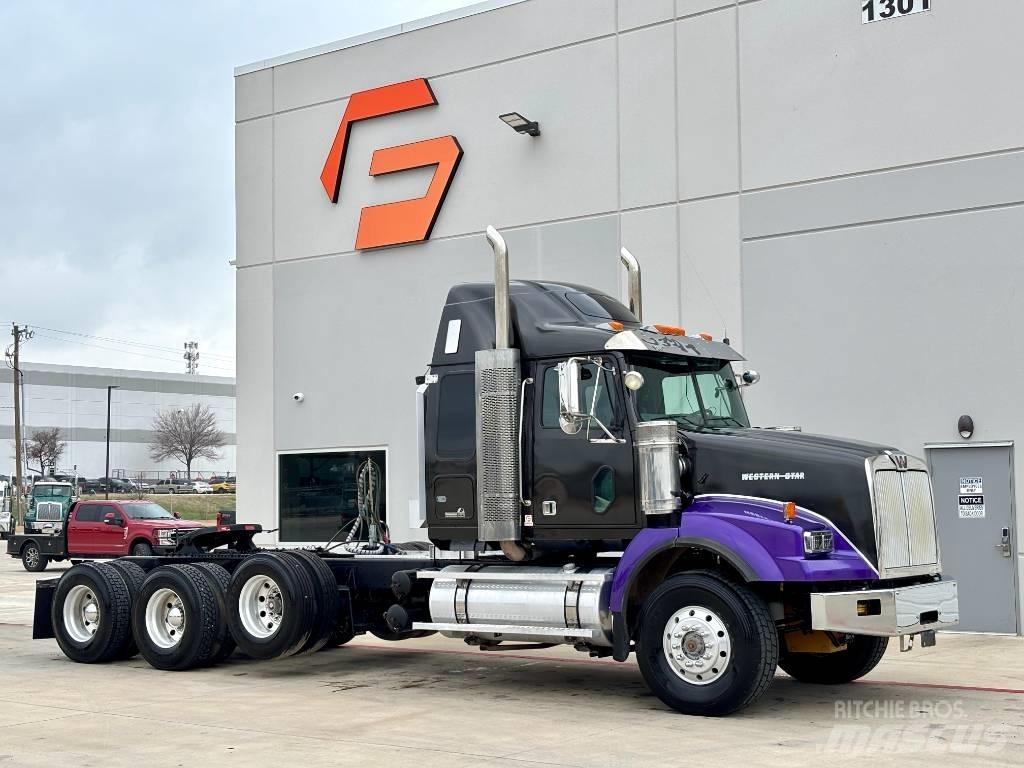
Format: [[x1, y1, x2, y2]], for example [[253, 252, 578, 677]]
[[862, 0, 931, 24], [958, 477, 985, 518]]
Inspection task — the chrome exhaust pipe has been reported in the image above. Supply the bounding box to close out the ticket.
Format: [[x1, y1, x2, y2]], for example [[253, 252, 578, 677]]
[[486, 225, 511, 349], [619, 247, 643, 322], [477, 226, 529, 562]]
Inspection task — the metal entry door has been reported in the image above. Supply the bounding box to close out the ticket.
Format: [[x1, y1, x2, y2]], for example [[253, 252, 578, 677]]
[[926, 443, 1018, 633]]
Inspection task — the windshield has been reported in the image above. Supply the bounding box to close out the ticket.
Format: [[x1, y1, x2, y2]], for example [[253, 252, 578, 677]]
[[123, 503, 175, 520], [33, 485, 71, 498], [629, 357, 750, 429]]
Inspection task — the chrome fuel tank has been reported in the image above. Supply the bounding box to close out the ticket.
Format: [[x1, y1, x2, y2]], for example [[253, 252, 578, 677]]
[[419, 564, 614, 646]]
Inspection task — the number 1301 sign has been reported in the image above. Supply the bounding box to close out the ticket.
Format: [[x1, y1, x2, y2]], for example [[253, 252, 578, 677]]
[[863, 0, 931, 23]]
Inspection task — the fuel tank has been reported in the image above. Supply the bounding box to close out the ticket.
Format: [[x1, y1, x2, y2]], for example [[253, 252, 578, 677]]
[[681, 428, 896, 567]]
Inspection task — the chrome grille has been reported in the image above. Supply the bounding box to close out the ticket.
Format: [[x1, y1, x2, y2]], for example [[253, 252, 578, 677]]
[[475, 348, 521, 542], [35, 502, 64, 522], [871, 458, 939, 575]]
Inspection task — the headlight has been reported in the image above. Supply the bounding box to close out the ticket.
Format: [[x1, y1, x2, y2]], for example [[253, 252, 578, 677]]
[[803, 529, 834, 555]]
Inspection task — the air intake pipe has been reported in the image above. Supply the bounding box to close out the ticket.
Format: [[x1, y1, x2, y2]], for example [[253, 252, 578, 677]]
[[619, 247, 643, 322], [477, 226, 529, 562]]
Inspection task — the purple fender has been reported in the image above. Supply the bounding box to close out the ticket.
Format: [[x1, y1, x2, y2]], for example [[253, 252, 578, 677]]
[[609, 494, 878, 615]]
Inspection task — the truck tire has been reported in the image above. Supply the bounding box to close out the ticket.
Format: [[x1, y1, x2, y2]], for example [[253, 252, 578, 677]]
[[283, 550, 340, 654], [192, 561, 237, 663], [131, 541, 154, 556], [132, 564, 222, 671], [227, 553, 316, 660], [22, 542, 48, 572], [52, 562, 133, 664], [107, 560, 147, 659], [779, 635, 889, 685], [634, 571, 779, 716]]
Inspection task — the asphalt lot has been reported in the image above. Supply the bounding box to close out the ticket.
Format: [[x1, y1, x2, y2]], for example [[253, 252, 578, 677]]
[[1, 554, 1022, 767]]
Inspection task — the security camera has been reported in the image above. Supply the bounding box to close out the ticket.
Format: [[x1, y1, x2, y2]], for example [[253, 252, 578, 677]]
[[292, 392, 305, 403]]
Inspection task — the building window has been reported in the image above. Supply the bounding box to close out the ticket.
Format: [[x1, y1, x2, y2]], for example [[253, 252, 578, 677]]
[[278, 450, 386, 543]]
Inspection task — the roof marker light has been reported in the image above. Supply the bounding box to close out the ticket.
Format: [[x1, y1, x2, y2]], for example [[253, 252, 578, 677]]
[[653, 324, 686, 336], [608, 321, 624, 332], [699, 333, 713, 341]]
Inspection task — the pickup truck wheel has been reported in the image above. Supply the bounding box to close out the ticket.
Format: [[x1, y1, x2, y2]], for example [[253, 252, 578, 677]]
[[227, 553, 316, 660], [192, 562, 237, 662], [107, 560, 147, 659], [283, 550, 339, 654], [133, 564, 221, 671], [52, 562, 132, 663], [131, 541, 153, 557], [779, 635, 888, 685], [635, 571, 779, 716], [22, 542, 48, 572]]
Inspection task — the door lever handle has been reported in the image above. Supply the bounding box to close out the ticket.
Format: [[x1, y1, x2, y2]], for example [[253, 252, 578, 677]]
[[996, 526, 1011, 558]]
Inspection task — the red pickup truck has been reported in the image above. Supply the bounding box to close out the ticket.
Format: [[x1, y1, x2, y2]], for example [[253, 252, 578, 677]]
[[7, 500, 205, 571]]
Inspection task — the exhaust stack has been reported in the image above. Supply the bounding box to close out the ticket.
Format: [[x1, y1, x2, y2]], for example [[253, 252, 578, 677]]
[[619, 247, 643, 322], [476, 226, 528, 561]]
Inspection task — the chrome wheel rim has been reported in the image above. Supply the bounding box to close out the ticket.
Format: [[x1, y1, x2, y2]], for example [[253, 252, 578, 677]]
[[662, 605, 732, 686], [238, 575, 284, 639], [63, 584, 100, 643], [24, 547, 39, 569], [146, 588, 186, 649]]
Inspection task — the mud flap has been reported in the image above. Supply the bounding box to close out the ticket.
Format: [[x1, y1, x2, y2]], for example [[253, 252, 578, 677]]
[[32, 578, 58, 640]]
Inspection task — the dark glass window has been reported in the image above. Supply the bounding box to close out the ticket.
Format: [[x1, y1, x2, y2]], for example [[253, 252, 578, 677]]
[[565, 292, 637, 322], [437, 373, 475, 458], [279, 450, 386, 543], [76, 504, 102, 523]]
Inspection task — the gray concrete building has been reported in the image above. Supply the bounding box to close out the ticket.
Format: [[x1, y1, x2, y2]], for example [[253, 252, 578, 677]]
[[233, 0, 1023, 632], [0, 362, 236, 480]]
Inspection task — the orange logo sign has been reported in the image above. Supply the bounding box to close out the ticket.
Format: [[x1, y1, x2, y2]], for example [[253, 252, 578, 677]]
[[320, 78, 463, 250]]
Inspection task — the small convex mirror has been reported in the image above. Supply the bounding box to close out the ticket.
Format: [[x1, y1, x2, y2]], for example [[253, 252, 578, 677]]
[[623, 370, 645, 391], [741, 370, 760, 386]]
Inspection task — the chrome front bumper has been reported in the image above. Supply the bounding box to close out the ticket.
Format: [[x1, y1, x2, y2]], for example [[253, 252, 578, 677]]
[[811, 580, 959, 637]]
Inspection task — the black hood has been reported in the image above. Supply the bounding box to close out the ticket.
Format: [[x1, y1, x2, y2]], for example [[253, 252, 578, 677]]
[[682, 427, 896, 567]]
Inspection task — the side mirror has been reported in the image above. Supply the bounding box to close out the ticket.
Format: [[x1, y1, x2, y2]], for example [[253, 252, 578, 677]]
[[103, 511, 123, 526], [557, 359, 585, 435], [740, 370, 760, 387]]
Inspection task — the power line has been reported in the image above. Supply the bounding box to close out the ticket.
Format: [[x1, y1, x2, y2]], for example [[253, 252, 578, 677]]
[[31, 333, 235, 373], [24, 324, 235, 362]]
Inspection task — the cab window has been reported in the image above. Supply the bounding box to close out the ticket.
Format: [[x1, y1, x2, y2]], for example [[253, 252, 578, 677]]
[[541, 360, 616, 429], [76, 505, 103, 523]]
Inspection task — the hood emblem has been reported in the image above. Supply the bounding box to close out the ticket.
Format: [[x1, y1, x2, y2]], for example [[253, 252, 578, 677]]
[[889, 453, 909, 470]]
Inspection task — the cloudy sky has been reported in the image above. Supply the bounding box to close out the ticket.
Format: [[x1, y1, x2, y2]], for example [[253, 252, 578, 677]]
[[0, 0, 471, 377]]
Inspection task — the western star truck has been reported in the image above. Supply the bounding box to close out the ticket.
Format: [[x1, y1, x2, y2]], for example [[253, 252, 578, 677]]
[[24, 480, 77, 534], [28, 227, 958, 715]]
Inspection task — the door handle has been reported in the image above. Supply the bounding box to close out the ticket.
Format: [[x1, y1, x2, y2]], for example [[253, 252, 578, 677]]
[[996, 527, 1011, 558]]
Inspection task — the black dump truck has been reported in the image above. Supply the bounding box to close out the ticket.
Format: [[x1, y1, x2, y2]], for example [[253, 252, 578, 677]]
[[31, 227, 958, 715]]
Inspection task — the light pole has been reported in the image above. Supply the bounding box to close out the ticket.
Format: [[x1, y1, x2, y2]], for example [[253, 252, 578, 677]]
[[105, 385, 119, 500]]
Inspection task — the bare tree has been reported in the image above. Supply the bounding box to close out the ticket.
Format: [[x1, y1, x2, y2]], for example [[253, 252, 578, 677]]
[[25, 427, 66, 476], [149, 404, 225, 479]]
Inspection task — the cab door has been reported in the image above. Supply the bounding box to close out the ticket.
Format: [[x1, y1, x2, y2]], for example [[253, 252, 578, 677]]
[[68, 504, 104, 554], [529, 356, 638, 538]]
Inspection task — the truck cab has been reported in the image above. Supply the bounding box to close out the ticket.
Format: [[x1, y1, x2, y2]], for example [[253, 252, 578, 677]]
[[25, 481, 77, 534]]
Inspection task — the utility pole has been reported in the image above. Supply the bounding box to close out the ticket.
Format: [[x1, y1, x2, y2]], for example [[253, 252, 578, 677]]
[[105, 385, 119, 500], [183, 341, 199, 375], [8, 324, 33, 528]]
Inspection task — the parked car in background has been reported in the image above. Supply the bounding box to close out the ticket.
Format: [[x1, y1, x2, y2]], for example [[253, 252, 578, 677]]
[[210, 479, 236, 493], [151, 478, 194, 494], [190, 481, 214, 495], [81, 477, 135, 494], [25, 480, 77, 534]]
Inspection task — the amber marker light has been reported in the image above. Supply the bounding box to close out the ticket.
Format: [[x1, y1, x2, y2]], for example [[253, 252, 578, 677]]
[[654, 324, 686, 336], [783, 501, 797, 523], [608, 321, 624, 331], [699, 333, 713, 341]]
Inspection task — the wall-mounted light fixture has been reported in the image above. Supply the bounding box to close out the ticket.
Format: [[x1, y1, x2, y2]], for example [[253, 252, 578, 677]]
[[957, 414, 974, 440], [499, 112, 541, 137]]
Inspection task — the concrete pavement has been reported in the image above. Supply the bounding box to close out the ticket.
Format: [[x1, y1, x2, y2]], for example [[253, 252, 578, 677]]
[[1, 554, 1022, 767]]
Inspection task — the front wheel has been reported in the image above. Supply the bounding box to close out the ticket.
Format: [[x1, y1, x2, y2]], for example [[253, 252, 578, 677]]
[[131, 541, 153, 556], [779, 635, 888, 685], [635, 571, 779, 716], [22, 542, 48, 572]]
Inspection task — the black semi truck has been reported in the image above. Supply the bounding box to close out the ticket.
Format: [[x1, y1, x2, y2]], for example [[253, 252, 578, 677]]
[[31, 227, 958, 715]]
